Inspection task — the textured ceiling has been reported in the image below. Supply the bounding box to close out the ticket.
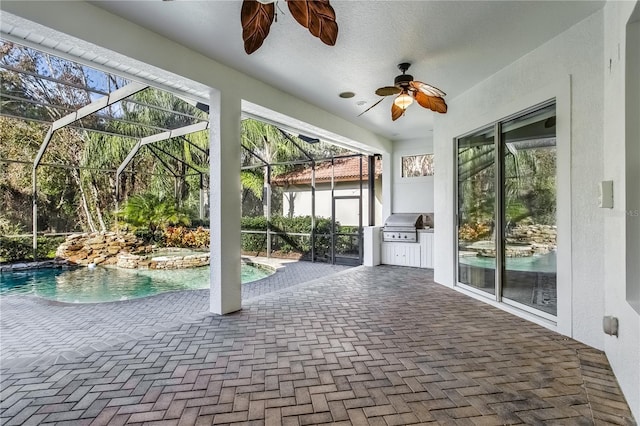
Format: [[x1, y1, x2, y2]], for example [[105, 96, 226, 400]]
[[10, 1, 606, 141]]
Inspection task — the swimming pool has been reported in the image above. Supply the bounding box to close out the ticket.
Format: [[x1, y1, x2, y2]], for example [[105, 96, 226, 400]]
[[459, 251, 556, 273], [0, 263, 274, 303]]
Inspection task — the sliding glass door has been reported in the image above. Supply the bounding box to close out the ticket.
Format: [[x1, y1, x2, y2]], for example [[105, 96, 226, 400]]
[[457, 126, 496, 295], [456, 102, 557, 317]]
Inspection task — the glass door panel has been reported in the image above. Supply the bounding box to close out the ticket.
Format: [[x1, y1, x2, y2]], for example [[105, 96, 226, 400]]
[[457, 126, 496, 295], [501, 104, 557, 315]]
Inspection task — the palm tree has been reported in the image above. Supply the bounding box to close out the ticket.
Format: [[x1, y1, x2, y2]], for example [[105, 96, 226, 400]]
[[79, 87, 210, 227], [240, 119, 300, 216], [118, 193, 190, 232], [1, 42, 211, 233]]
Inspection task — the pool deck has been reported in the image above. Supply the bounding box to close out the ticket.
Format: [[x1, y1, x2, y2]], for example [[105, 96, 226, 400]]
[[1, 262, 636, 425], [0, 257, 351, 366]]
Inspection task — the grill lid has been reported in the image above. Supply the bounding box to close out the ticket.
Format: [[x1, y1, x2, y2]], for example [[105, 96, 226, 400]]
[[383, 213, 423, 229]]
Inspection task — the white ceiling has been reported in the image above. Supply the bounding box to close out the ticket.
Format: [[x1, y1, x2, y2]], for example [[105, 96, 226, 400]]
[[20, 1, 608, 141]]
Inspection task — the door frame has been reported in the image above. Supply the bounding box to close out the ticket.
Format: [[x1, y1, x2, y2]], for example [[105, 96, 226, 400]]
[[331, 195, 363, 265], [454, 100, 559, 322]]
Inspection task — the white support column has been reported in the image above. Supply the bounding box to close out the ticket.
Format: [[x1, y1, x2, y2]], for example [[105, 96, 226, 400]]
[[209, 88, 242, 315]]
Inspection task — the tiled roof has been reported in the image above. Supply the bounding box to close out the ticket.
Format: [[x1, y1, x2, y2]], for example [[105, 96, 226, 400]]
[[272, 157, 382, 186]]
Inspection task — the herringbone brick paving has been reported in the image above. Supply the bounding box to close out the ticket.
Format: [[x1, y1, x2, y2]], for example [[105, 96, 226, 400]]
[[0, 258, 350, 365], [1, 264, 635, 425]]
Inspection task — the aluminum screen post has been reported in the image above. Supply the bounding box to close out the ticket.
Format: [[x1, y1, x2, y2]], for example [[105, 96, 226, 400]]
[[368, 155, 376, 226], [266, 165, 272, 259], [32, 166, 38, 260], [311, 161, 316, 263], [199, 174, 205, 220]]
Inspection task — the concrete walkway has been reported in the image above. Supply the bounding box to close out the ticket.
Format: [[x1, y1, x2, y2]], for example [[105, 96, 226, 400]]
[[0, 264, 635, 425]]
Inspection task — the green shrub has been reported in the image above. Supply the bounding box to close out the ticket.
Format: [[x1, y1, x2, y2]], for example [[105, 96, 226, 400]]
[[38, 236, 65, 259], [0, 237, 31, 262], [134, 228, 164, 245], [0, 235, 65, 262], [190, 218, 210, 228], [240, 216, 268, 253], [163, 226, 210, 248], [0, 217, 24, 235], [240, 215, 343, 258]]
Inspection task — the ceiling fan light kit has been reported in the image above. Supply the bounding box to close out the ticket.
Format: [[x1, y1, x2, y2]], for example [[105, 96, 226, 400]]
[[365, 62, 448, 121], [394, 92, 414, 109]]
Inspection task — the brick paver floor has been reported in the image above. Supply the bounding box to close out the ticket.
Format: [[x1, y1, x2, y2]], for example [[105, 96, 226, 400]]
[[0, 258, 351, 365], [1, 264, 636, 425]]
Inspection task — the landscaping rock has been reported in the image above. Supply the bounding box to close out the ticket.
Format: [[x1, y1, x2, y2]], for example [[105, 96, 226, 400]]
[[56, 232, 147, 266], [116, 250, 209, 270]]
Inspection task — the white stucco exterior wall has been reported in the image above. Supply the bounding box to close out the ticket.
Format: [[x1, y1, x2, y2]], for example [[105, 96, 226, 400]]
[[434, 5, 639, 418], [392, 137, 435, 214], [435, 8, 604, 346], [281, 181, 383, 227], [602, 0, 640, 418]]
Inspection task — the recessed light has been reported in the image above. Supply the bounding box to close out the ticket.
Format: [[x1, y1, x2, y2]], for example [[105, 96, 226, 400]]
[[339, 91, 355, 99]]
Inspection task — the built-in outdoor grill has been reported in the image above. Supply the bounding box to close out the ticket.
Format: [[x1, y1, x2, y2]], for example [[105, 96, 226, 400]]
[[382, 213, 424, 243]]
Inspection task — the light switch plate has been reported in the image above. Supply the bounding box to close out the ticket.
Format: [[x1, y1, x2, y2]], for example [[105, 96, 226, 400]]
[[599, 180, 614, 208]]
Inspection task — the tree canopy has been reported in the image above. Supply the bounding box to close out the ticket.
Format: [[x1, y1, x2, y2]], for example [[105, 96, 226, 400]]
[[1, 40, 209, 234]]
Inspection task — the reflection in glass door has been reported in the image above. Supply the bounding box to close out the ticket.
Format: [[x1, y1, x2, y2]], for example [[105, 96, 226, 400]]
[[501, 106, 557, 315], [457, 126, 496, 295], [456, 102, 557, 317]]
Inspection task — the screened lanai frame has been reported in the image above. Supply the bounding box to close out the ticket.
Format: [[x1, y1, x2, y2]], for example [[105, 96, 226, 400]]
[[1, 39, 379, 265], [239, 118, 380, 265], [0, 39, 211, 256]]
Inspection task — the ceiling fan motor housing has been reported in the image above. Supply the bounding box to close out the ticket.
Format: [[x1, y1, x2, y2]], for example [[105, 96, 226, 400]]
[[394, 73, 413, 88]]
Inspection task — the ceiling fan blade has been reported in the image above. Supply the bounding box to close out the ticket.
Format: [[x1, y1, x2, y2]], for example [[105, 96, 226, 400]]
[[413, 91, 448, 113], [241, 0, 275, 54], [391, 102, 404, 121], [410, 80, 446, 97], [287, 0, 338, 46], [357, 98, 385, 117], [375, 86, 401, 96]]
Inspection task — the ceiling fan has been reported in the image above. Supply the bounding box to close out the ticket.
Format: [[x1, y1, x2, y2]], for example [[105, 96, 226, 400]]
[[360, 63, 447, 121]]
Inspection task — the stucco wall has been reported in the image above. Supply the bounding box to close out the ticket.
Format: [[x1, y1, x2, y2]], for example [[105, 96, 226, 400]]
[[434, 4, 639, 418], [602, 0, 640, 418], [435, 11, 604, 345], [281, 181, 383, 226], [392, 137, 435, 214]]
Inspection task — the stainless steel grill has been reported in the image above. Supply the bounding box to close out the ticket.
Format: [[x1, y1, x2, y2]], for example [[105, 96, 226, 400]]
[[382, 213, 424, 243]]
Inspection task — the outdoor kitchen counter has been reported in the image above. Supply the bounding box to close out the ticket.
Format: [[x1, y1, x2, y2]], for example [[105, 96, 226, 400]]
[[378, 229, 434, 269], [364, 227, 433, 268]]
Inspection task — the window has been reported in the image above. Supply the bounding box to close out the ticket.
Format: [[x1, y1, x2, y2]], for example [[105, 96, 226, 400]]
[[401, 154, 434, 177]]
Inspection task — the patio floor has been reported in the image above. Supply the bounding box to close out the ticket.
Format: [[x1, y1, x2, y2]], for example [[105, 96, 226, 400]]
[[0, 263, 635, 425]]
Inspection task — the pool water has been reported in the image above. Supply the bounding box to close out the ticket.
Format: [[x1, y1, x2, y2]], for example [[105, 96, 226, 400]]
[[0, 263, 273, 303], [459, 251, 556, 273]]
